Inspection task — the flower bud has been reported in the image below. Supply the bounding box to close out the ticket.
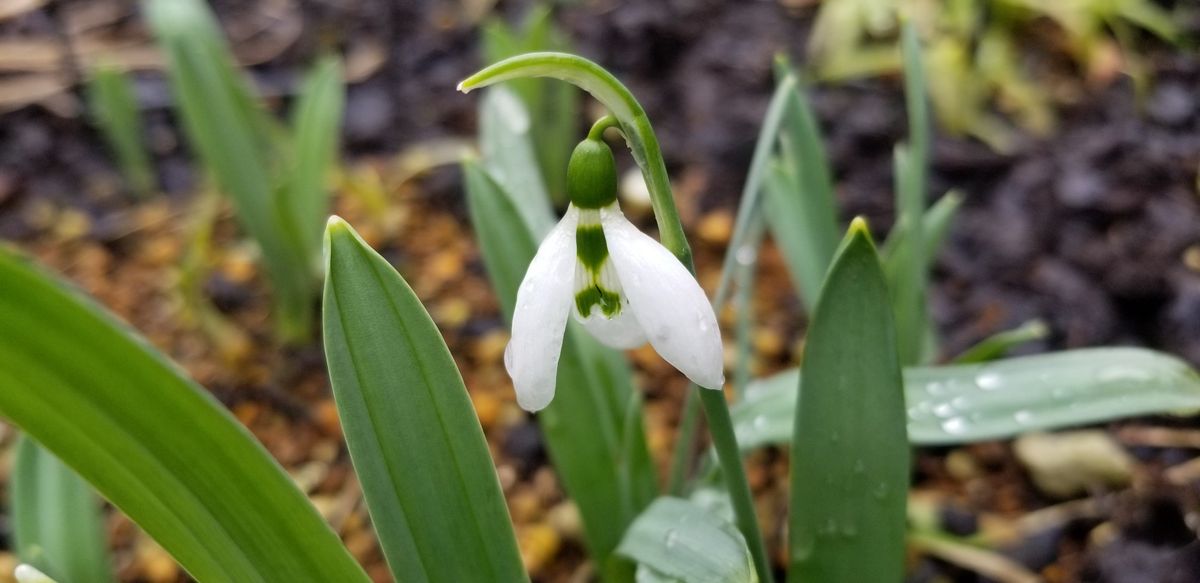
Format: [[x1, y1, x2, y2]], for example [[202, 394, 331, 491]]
[[566, 138, 617, 209]]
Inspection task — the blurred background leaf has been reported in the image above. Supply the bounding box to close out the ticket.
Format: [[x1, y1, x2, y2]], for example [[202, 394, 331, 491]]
[[482, 5, 578, 205], [86, 64, 154, 199], [11, 435, 114, 583]]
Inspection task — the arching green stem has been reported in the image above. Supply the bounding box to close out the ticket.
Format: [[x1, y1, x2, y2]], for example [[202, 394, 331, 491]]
[[589, 115, 621, 141], [460, 52, 774, 583], [459, 52, 692, 270]]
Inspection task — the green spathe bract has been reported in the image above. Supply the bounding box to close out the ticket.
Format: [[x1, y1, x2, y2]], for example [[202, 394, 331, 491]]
[[789, 219, 908, 582], [0, 245, 368, 582], [323, 217, 527, 582]]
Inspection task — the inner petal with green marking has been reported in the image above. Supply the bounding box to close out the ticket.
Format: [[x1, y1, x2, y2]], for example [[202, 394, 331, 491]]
[[574, 208, 623, 318]]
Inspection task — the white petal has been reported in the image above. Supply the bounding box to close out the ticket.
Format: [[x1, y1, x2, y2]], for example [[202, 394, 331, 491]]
[[15, 565, 57, 583], [576, 303, 647, 349], [506, 206, 579, 411], [572, 257, 646, 349], [601, 205, 725, 389]]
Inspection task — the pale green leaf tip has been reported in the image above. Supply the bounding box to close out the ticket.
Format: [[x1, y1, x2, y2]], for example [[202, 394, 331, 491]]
[[848, 216, 871, 238], [326, 215, 349, 234]]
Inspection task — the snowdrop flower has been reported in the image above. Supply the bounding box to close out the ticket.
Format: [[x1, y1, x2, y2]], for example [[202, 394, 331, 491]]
[[14, 564, 57, 583], [505, 135, 724, 411]]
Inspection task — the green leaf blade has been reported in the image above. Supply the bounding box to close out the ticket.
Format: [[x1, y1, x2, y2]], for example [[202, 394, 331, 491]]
[[87, 64, 154, 198], [322, 217, 527, 583], [478, 88, 556, 238], [734, 348, 1200, 449], [145, 0, 314, 340], [617, 497, 755, 583], [789, 219, 908, 582], [0, 246, 368, 583], [286, 56, 345, 263], [12, 436, 113, 583]]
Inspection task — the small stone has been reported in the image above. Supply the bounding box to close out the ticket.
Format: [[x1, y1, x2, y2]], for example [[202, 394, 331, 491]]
[[502, 422, 546, 478], [518, 524, 561, 575], [696, 211, 733, 244], [135, 536, 179, 582], [945, 449, 981, 481], [1148, 82, 1194, 127], [1014, 431, 1135, 498], [1183, 246, 1200, 273], [473, 330, 509, 364], [427, 249, 464, 284], [314, 399, 342, 437], [752, 328, 785, 356], [471, 390, 502, 430], [53, 208, 91, 241], [939, 504, 979, 536], [433, 297, 471, 328], [547, 501, 583, 541]]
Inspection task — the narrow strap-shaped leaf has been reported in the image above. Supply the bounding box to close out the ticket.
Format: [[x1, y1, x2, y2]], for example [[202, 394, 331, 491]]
[[789, 219, 908, 582], [770, 57, 839, 309], [479, 88, 556, 238], [617, 497, 756, 583], [0, 246, 369, 582], [322, 217, 527, 582], [888, 24, 933, 365], [145, 0, 313, 340], [87, 64, 154, 198], [735, 348, 1200, 449], [952, 320, 1048, 364], [285, 55, 344, 264], [463, 162, 655, 579], [713, 74, 795, 308], [11, 436, 114, 583], [763, 158, 828, 309]]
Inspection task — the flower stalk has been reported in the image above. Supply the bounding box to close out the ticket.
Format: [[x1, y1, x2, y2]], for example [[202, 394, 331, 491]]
[[460, 53, 773, 583], [584, 120, 775, 583]]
